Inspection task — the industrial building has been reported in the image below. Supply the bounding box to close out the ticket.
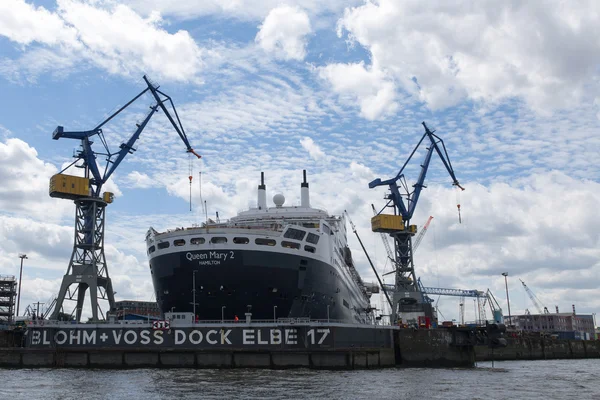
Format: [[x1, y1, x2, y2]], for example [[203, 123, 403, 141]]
[[510, 312, 596, 340], [114, 300, 160, 320], [0, 275, 17, 324]]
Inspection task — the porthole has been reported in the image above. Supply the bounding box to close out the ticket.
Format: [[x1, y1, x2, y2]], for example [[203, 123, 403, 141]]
[[256, 238, 276, 246], [281, 241, 300, 249], [157, 242, 170, 249], [190, 237, 205, 245], [210, 237, 227, 244], [233, 237, 249, 244]]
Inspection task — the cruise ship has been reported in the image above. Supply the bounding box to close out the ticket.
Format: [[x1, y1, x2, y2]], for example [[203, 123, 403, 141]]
[[145, 171, 375, 324]]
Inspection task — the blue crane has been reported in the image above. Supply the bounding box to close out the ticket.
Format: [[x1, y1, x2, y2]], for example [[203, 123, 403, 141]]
[[52, 75, 201, 198], [369, 121, 463, 221], [369, 122, 463, 323], [49, 75, 201, 322]]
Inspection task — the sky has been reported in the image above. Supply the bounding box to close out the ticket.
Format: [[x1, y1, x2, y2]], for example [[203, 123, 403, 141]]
[[0, 0, 599, 324]]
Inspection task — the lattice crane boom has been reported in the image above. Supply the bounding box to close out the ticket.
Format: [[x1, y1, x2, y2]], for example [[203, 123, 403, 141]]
[[412, 215, 434, 252], [520, 279, 548, 315]]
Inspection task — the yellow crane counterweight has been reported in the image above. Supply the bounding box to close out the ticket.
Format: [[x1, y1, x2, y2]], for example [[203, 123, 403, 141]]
[[49, 174, 90, 200]]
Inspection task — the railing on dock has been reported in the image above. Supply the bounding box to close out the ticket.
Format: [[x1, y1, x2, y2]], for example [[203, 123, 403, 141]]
[[23, 317, 393, 329]]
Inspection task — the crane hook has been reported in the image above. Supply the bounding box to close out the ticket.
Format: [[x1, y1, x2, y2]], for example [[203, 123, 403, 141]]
[[455, 186, 462, 224]]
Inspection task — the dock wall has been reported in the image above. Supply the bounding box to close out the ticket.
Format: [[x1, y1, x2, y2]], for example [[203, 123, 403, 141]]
[[475, 337, 600, 361], [395, 328, 476, 368], [0, 347, 396, 369]]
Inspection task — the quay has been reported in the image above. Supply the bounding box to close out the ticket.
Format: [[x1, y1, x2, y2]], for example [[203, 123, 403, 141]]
[[475, 335, 600, 361], [0, 320, 476, 369]]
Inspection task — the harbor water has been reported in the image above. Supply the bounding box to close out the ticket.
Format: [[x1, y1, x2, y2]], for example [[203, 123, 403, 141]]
[[0, 359, 597, 399]]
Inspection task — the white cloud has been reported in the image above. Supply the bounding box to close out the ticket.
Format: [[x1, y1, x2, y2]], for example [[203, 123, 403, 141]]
[[0, 0, 207, 82], [0, 138, 72, 222], [123, 171, 157, 189], [326, 0, 600, 113], [256, 5, 312, 61], [349, 161, 373, 180], [0, 216, 73, 270], [300, 137, 326, 161], [0, 0, 78, 45], [317, 61, 398, 120], [58, 0, 205, 81]]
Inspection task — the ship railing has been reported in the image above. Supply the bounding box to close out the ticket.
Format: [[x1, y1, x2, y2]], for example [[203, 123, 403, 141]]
[[25, 318, 364, 328], [25, 319, 153, 327], [25, 318, 356, 327]]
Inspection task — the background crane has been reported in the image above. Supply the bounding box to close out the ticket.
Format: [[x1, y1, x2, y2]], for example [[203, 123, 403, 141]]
[[520, 279, 549, 315], [369, 122, 463, 323], [412, 216, 434, 252], [480, 289, 504, 324], [49, 76, 201, 322]]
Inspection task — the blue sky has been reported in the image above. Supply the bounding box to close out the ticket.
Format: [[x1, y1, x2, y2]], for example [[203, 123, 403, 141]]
[[0, 0, 599, 323]]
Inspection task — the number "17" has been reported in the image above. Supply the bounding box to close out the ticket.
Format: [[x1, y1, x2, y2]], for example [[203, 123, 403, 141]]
[[307, 328, 330, 345]]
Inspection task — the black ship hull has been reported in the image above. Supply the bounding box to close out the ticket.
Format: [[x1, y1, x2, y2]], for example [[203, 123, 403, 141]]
[[150, 249, 368, 323]]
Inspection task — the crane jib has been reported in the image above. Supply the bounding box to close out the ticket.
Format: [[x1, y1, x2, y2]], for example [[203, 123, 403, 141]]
[[369, 121, 463, 222], [51, 75, 202, 197]]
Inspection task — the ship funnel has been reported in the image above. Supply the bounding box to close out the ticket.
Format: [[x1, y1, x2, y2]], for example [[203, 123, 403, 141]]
[[258, 172, 267, 210], [301, 169, 310, 208]]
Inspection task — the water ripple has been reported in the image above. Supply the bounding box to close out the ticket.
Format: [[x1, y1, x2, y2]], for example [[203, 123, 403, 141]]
[[0, 359, 598, 400]]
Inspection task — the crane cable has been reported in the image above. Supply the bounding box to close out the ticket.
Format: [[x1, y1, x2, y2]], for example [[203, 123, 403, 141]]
[[199, 171, 204, 215], [188, 153, 193, 212], [456, 186, 462, 223]]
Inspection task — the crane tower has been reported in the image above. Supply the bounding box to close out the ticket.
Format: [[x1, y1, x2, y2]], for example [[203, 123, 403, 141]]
[[49, 76, 201, 322], [369, 122, 463, 323]]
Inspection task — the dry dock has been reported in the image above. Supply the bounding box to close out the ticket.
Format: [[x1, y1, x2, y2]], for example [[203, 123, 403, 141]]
[[0, 321, 477, 369]]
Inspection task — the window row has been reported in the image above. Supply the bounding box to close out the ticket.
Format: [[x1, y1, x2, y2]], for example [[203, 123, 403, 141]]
[[149, 237, 317, 254]]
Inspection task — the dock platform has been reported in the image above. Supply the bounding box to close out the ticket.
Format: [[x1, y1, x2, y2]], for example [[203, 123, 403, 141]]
[[0, 320, 479, 369]]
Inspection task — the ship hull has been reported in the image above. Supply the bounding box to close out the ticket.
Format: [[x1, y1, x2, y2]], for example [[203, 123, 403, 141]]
[[150, 248, 367, 323]]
